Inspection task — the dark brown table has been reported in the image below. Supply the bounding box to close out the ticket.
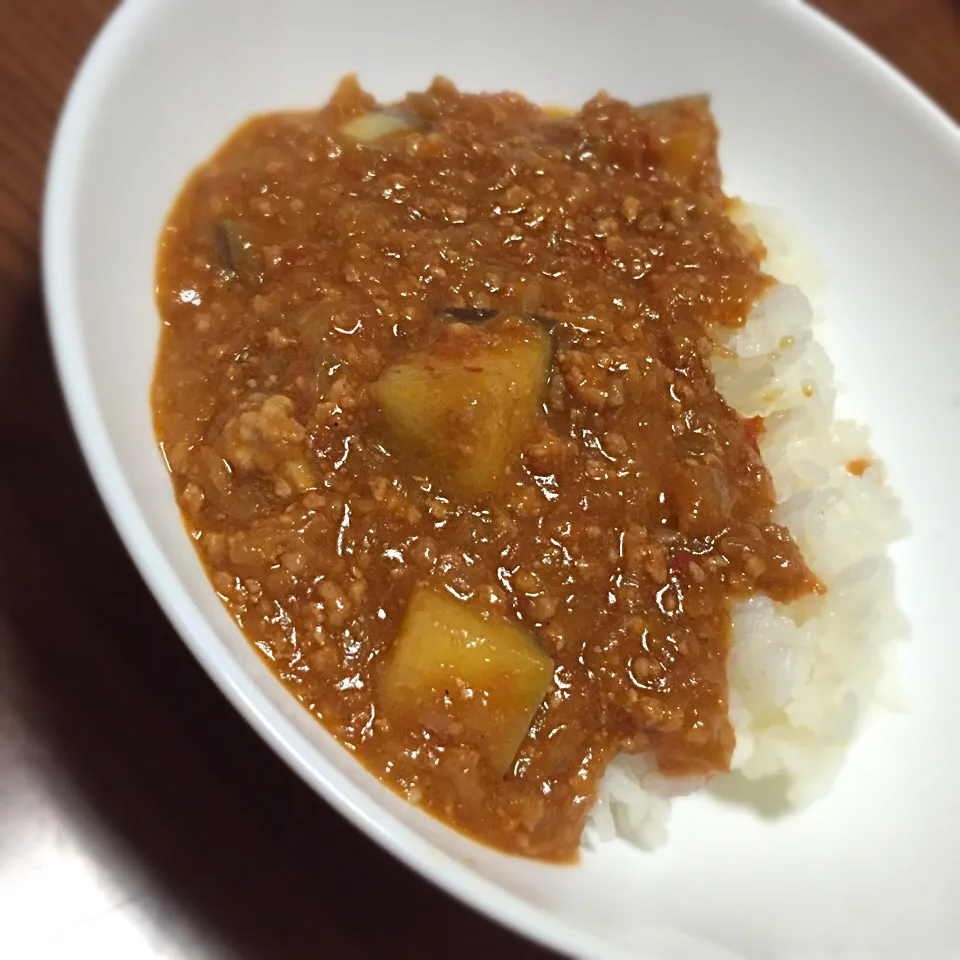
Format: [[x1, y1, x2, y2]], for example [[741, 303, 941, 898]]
[[1, 2, 957, 956]]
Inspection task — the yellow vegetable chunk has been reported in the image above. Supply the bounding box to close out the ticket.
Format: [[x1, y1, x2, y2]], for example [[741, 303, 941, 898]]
[[640, 96, 715, 188], [370, 317, 551, 494], [340, 110, 420, 142], [381, 587, 554, 776]]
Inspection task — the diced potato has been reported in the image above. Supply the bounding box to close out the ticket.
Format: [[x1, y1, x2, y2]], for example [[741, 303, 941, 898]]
[[369, 318, 551, 494], [381, 587, 554, 775], [340, 110, 421, 142], [639, 96, 716, 187]]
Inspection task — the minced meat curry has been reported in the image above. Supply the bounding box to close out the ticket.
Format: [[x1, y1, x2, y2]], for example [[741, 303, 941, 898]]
[[152, 77, 818, 861]]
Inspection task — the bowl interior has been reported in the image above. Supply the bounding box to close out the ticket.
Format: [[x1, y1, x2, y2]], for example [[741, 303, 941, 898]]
[[45, 0, 960, 957]]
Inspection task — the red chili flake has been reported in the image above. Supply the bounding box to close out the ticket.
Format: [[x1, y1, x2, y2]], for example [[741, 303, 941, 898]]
[[743, 416, 765, 454], [669, 549, 693, 575]]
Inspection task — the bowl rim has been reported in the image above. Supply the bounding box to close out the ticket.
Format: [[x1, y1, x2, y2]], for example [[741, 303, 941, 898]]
[[41, 1, 960, 957]]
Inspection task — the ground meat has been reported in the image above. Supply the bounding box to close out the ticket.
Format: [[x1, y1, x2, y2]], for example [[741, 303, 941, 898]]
[[153, 77, 818, 862], [221, 394, 313, 497]]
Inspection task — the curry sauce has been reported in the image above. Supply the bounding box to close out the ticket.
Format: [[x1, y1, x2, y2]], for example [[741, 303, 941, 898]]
[[152, 77, 818, 861]]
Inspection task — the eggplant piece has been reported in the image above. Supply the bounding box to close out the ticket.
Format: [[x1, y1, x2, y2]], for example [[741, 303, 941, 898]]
[[435, 305, 558, 373], [370, 316, 552, 494], [529, 313, 557, 335], [636, 96, 715, 186], [339, 109, 423, 142], [381, 586, 554, 776], [436, 306, 499, 324], [436, 308, 556, 333], [214, 219, 264, 285], [636, 93, 710, 113]]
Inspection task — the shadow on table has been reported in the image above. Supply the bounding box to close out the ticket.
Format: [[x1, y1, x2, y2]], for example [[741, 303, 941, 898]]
[[0, 275, 552, 959]]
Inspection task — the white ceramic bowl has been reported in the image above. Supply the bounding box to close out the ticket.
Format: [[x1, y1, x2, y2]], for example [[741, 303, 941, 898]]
[[44, 1, 960, 957]]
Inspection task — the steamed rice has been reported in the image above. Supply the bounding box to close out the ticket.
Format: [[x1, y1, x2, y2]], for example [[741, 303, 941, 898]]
[[586, 208, 908, 848]]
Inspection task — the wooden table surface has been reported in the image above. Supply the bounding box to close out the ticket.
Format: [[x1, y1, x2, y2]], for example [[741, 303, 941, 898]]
[[0, 2, 956, 957]]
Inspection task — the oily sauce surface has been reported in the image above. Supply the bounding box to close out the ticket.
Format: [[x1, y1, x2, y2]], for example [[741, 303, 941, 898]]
[[153, 78, 817, 861]]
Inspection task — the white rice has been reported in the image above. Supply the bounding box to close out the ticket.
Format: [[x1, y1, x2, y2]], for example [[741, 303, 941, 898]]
[[586, 207, 908, 848]]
